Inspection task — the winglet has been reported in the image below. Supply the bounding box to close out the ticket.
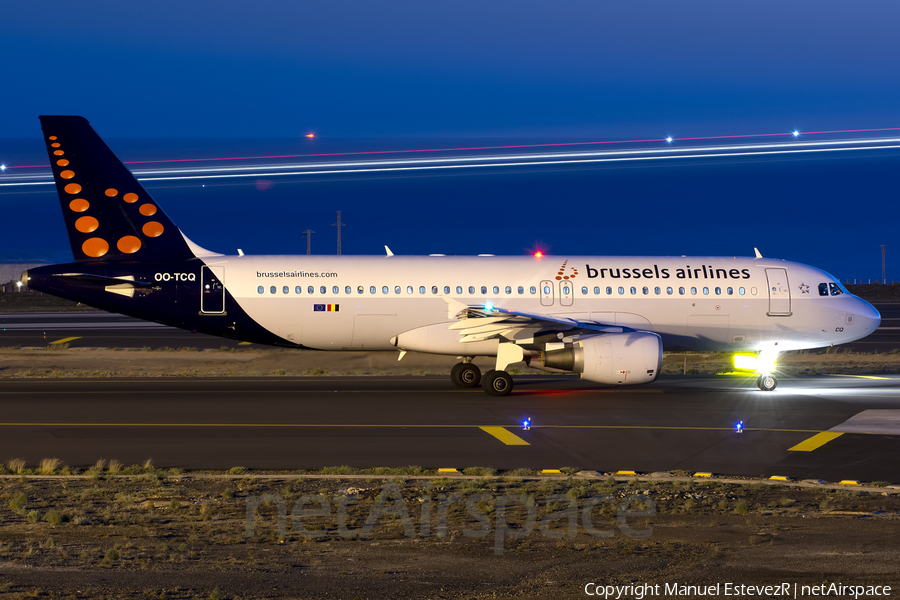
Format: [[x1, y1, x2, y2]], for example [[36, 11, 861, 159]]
[[754, 247, 763, 258], [385, 245, 394, 257]]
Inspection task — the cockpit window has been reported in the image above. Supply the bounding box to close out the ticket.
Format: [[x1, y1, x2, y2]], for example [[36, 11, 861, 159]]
[[829, 283, 843, 296], [818, 283, 829, 297]]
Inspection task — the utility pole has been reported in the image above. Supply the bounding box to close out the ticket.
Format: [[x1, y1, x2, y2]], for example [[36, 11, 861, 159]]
[[302, 230, 314, 255], [881, 245, 886, 284], [332, 211, 344, 255]]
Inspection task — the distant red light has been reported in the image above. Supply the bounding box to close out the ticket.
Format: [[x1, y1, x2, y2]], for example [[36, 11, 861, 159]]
[[306, 133, 315, 138], [534, 251, 543, 258]]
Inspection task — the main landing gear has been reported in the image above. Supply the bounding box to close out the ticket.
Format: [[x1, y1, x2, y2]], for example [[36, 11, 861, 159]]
[[450, 361, 481, 388], [756, 373, 777, 391], [451, 344, 523, 397]]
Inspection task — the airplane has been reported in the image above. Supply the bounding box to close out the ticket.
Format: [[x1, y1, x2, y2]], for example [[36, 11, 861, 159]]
[[21, 116, 881, 395]]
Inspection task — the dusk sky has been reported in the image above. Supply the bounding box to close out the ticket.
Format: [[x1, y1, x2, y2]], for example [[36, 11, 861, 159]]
[[2, 2, 899, 280]]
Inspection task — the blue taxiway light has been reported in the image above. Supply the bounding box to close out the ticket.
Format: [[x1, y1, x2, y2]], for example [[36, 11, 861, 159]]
[[522, 417, 531, 431], [735, 421, 744, 434]]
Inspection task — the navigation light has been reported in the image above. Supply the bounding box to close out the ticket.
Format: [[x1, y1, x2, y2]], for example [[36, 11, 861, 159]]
[[666, 137, 673, 142], [534, 251, 543, 258], [793, 131, 799, 137], [0, 165, 5, 171]]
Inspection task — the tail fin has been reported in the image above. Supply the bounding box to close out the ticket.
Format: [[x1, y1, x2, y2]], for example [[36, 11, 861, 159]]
[[40, 115, 196, 262]]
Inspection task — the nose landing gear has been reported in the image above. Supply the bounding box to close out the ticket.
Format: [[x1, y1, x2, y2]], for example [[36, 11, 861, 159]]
[[757, 373, 777, 391]]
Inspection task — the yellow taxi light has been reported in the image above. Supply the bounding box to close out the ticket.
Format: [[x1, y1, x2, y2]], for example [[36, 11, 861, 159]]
[[734, 355, 758, 371]]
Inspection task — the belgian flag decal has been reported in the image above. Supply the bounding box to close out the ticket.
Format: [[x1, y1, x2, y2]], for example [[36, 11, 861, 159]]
[[313, 304, 339, 312]]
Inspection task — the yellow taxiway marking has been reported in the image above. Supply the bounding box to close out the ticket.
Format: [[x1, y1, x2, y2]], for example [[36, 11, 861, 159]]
[[788, 431, 844, 452], [479, 426, 530, 445], [829, 375, 891, 380], [49, 337, 81, 344], [238, 342, 252, 345]]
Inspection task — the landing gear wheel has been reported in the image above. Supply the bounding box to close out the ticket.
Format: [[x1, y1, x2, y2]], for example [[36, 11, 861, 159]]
[[757, 373, 777, 391], [451, 362, 481, 388], [482, 370, 513, 396]]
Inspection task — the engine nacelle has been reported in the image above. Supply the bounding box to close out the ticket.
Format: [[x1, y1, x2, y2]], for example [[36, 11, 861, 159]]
[[542, 332, 662, 385]]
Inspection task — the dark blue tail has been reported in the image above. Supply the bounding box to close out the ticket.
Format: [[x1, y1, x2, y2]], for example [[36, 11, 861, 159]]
[[39, 115, 195, 262]]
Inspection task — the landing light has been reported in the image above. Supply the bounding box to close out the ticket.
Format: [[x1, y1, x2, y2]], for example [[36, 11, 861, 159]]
[[793, 130, 799, 137], [666, 137, 672, 142], [733, 354, 758, 371], [0, 165, 6, 171]]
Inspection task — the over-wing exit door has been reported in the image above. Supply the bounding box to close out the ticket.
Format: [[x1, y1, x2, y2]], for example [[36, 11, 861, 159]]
[[540, 280, 554, 306]]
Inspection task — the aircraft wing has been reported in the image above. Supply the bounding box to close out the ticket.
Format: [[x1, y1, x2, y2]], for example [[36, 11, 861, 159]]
[[450, 305, 625, 343]]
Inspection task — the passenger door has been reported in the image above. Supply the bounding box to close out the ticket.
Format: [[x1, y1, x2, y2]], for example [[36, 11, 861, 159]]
[[765, 268, 791, 316], [559, 280, 574, 306], [201, 266, 225, 314]]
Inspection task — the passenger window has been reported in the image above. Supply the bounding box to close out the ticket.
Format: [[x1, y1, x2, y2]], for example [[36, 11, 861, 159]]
[[481, 286, 487, 294], [543, 285, 551, 295], [726, 287, 733, 295], [345, 286, 352, 294], [407, 286, 413, 294], [270, 286, 277, 294], [457, 286, 463, 294], [530, 286, 536, 294], [630, 287, 636, 295], [469, 286, 476, 294], [666, 287, 673, 295], [818, 283, 829, 296], [444, 286, 450, 294], [739, 287, 745, 295], [295, 286, 302, 294], [606, 287, 612, 295], [394, 286, 401, 294], [618, 287, 625, 295], [702, 287, 709, 295], [358, 286, 364, 294], [594, 286, 600, 295], [505, 286, 512, 294], [581, 286, 588, 295], [563, 284, 571, 295], [829, 283, 843, 296], [714, 287, 721, 295], [678, 287, 685, 295], [654, 286, 661, 295], [493, 286, 499, 294], [517, 286, 524, 294], [257, 286, 264, 294], [382, 286, 389, 294], [370, 286, 376, 294], [419, 286, 426, 294], [320, 286, 326, 294], [642, 286, 649, 295], [308, 286, 314, 294], [690, 287, 697, 295], [432, 286, 438, 294], [283, 286, 289, 294], [333, 286, 339, 294]]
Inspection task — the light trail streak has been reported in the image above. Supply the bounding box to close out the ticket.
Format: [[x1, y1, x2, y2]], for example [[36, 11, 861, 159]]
[[4, 126, 900, 170], [3, 141, 899, 188]]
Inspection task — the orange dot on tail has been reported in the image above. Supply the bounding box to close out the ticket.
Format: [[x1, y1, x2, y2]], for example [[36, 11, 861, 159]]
[[142, 221, 164, 238], [64, 183, 82, 194], [56, 159, 69, 166], [117, 236, 142, 254], [54, 150, 64, 156], [48, 136, 57, 141], [105, 188, 118, 197], [60, 170, 75, 179], [555, 276, 562, 280], [123, 192, 138, 203], [75, 216, 99, 233], [51, 143, 60, 148], [139, 203, 157, 216], [69, 198, 89, 212], [82, 238, 109, 258]]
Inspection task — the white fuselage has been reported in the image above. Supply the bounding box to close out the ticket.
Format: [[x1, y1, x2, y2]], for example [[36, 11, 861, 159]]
[[201, 254, 880, 356]]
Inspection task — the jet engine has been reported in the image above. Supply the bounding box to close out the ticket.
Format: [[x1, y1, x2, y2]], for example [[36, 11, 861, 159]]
[[541, 331, 662, 385]]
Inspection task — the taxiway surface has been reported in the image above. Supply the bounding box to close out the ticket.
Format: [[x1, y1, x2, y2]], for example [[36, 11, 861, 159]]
[[1, 374, 898, 482]]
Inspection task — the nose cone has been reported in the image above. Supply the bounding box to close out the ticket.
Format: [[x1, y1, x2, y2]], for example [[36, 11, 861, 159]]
[[854, 298, 881, 336]]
